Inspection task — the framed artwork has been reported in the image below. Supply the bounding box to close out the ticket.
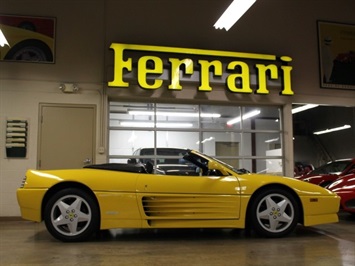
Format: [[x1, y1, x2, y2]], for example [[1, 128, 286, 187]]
[[317, 21, 355, 90], [0, 14, 56, 63]]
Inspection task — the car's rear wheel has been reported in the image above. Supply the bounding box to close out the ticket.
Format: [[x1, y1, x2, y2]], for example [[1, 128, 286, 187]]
[[250, 188, 299, 238], [44, 188, 99, 242]]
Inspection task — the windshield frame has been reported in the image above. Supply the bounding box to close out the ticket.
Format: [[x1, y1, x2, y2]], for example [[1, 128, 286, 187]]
[[189, 150, 248, 175]]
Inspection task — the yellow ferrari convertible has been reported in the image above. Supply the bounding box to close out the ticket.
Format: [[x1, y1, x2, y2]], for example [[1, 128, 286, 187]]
[[17, 149, 340, 242]]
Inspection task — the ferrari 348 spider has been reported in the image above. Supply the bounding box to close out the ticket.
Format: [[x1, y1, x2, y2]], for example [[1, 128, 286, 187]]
[[17, 149, 340, 242]]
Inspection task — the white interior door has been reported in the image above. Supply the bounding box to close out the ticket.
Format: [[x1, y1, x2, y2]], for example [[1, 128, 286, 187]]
[[38, 104, 96, 170]]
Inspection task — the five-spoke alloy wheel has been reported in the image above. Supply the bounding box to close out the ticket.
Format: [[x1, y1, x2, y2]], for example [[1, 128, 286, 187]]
[[44, 188, 99, 242], [250, 188, 299, 238]]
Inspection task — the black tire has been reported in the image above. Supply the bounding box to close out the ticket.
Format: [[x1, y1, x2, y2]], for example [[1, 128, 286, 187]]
[[4, 39, 53, 62], [44, 188, 99, 242], [249, 188, 299, 238]]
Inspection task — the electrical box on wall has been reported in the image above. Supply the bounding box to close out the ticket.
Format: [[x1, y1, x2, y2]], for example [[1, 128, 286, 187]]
[[5, 118, 28, 158]]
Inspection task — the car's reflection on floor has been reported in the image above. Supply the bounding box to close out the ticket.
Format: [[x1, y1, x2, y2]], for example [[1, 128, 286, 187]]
[[0, 211, 353, 266]]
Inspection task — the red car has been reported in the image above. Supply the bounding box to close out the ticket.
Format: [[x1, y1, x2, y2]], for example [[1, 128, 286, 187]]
[[296, 158, 355, 187], [327, 171, 355, 214]]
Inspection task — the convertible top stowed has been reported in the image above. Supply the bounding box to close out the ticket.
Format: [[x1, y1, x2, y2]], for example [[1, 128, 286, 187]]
[[84, 163, 146, 173]]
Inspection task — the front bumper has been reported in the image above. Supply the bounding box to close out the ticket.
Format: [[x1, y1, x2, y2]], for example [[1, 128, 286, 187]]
[[16, 188, 47, 222]]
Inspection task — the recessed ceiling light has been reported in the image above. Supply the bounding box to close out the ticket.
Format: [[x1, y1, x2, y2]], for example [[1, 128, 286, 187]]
[[128, 110, 220, 118], [120, 122, 193, 128], [313, 125, 351, 135], [292, 104, 318, 114], [214, 0, 257, 31], [227, 110, 260, 125]]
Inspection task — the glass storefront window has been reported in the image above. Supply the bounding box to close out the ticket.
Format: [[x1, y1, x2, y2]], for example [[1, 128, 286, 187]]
[[241, 158, 283, 176], [201, 132, 242, 154], [109, 102, 155, 128], [109, 102, 283, 174], [200, 105, 241, 130], [156, 131, 199, 150], [109, 130, 154, 156], [241, 106, 281, 130], [155, 103, 200, 129], [241, 132, 282, 156]]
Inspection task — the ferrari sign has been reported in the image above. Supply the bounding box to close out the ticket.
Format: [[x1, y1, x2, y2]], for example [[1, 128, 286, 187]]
[[109, 43, 294, 95]]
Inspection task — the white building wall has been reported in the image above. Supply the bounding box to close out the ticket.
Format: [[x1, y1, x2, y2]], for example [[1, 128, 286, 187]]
[[0, 80, 104, 216]]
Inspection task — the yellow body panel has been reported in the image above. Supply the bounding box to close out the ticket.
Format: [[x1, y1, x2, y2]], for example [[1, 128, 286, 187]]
[[17, 188, 47, 222], [95, 191, 142, 229], [300, 195, 340, 226]]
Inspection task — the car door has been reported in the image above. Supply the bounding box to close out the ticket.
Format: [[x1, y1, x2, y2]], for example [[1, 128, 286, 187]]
[[135, 173, 241, 227]]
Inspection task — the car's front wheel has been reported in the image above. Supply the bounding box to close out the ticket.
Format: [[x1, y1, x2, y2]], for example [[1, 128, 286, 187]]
[[44, 188, 99, 242], [249, 188, 299, 238]]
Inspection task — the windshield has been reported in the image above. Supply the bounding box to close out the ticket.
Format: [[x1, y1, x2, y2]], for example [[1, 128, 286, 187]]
[[211, 157, 249, 174], [311, 160, 351, 175], [189, 150, 249, 175]]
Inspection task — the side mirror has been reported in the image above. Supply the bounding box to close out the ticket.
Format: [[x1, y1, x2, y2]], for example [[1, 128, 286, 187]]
[[207, 169, 223, 176], [207, 161, 228, 176]]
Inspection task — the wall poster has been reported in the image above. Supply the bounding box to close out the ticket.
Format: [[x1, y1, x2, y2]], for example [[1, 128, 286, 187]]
[[317, 21, 355, 90], [0, 14, 56, 63]]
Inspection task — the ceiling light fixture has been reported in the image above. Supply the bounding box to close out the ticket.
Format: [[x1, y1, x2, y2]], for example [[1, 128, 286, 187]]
[[120, 122, 193, 128], [227, 110, 260, 125], [292, 104, 318, 114], [196, 137, 215, 145], [265, 137, 279, 143], [128, 110, 220, 118], [0, 29, 10, 47], [214, 0, 257, 31], [313, 125, 351, 135]]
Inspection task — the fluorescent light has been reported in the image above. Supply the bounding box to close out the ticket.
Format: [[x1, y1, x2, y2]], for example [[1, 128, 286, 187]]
[[0, 29, 10, 47], [265, 137, 279, 143], [227, 110, 260, 125], [313, 125, 351, 135], [156, 122, 193, 128], [196, 137, 215, 145], [214, 0, 257, 31], [120, 122, 193, 128], [292, 104, 318, 114], [128, 110, 220, 118], [200, 113, 221, 118], [128, 111, 154, 116], [121, 122, 153, 127]]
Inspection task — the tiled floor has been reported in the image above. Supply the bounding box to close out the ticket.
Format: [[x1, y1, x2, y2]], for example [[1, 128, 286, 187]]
[[0, 212, 354, 266]]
